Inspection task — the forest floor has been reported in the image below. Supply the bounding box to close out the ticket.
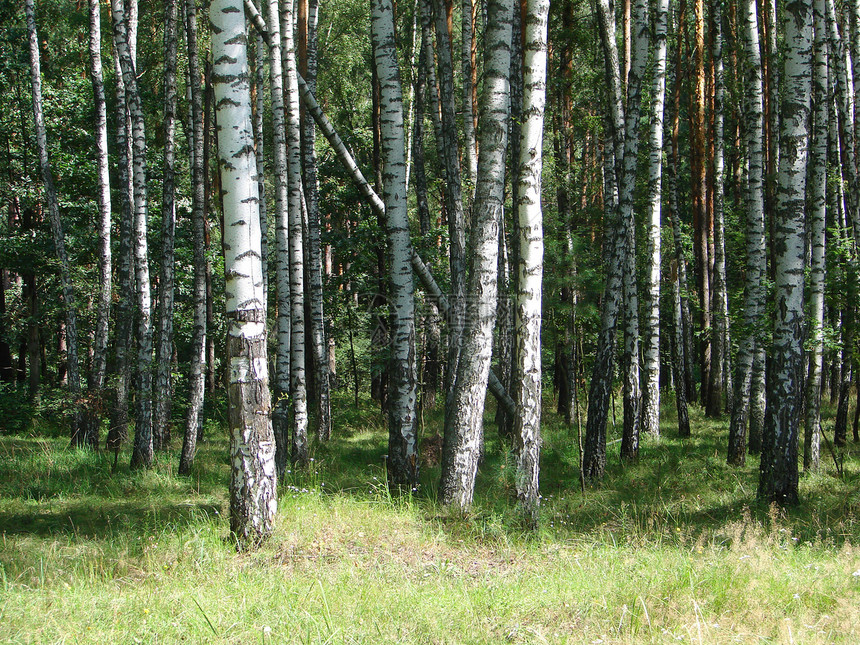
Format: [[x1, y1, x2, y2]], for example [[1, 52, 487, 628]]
[[2, 392, 860, 643]]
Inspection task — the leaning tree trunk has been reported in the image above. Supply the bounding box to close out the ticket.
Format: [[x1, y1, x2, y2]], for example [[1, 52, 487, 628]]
[[758, 0, 812, 506], [178, 0, 207, 476], [371, 0, 420, 491], [641, 0, 670, 439], [112, 0, 154, 470], [212, 0, 278, 548], [153, 0, 180, 451], [513, 0, 549, 526], [283, 0, 310, 467], [727, 0, 767, 466], [25, 0, 82, 446], [439, 0, 513, 508], [86, 0, 112, 448]]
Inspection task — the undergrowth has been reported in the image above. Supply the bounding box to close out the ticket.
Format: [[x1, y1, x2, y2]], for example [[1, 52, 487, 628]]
[[2, 390, 860, 643]]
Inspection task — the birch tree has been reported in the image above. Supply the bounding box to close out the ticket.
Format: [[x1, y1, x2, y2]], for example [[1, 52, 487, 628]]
[[282, 0, 310, 466], [111, 0, 154, 469], [153, 0, 180, 450], [179, 0, 207, 476], [805, 0, 828, 472], [727, 0, 767, 466], [371, 0, 420, 490], [758, 0, 812, 505], [439, 0, 513, 507], [267, 0, 293, 474], [25, 0, 82, 445], [86, 0, 112, 447], [641, 0, 670, 438], [514, 0, 549, 525], [212, 0, 278, 546]]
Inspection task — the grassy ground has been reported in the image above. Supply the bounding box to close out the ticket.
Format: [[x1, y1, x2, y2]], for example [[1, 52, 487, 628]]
[[2, 392, 860, 643]]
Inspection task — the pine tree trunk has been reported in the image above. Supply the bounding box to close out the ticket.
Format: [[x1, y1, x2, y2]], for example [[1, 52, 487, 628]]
[[179, 0, 207, 476], [641, 0, 670, 438], [25, 0, 82, 445], [212, 0, 277, 548], [513, 0, 549, 525], [153, 0, 180, 451], [85, 0, 112, 448], [727, 0, 767, 466], [371, 0, 421, 491], [439, 0, 513, 508], [758, 0, 812, 506]]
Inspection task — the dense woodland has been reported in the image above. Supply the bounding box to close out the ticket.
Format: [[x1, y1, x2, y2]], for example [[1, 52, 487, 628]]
[[1, 0, 858, 549]]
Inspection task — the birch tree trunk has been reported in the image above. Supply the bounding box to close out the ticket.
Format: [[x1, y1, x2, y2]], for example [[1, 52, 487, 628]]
[[282, 0, 310, 467], [708, 0, 730, 418], [618, 0, 648, 461], [111, 0, 154, 469], [439, 0, 513, 508], [583, 0, 626, 483], [727, 0, 767, 466], [25, 0, 82, 445], [179, 0, 207, 476], [106, 0, 137, 457], [212, 0, 277, 547], [153, 0, 180, 451], [267, 0, 293, 475], [805, 0, 828, 472], [429, 0, 467, 405], [371, 0, 420, 491], [758, 0, 812, 506], [513, 0, 549, 525], [641, 0, 670, 438], [298, 0, 332, 443], [86, 0, 112, 448], [461, 0, 478, 186]]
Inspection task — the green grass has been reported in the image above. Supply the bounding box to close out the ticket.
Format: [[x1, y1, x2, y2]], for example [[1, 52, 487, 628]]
[[2, 391, 860, 643]]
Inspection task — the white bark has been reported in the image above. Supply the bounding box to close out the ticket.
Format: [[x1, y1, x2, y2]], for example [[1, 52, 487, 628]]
[[514, 0, 549, 525], [371, 0, 420, 490], [179, 0, 207, 476], [728, 0, 767, 466], [25, 0, 82, 444], [87, 0, 112, 402], [805, 0, 828, 472], [283, 0, 310, 466], [267, 0, 293, 475], [759, 0, 812, 505], [439, 0, 513, 508], [212, 0, 277, 546], [642, 0, 670, 438], [154, 0, 180, 450], [111, 0, 153, 469]]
